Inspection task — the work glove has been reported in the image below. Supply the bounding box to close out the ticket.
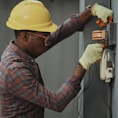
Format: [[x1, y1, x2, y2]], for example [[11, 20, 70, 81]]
[[79, 44, 103, 70], [90, 3, 113, 24]]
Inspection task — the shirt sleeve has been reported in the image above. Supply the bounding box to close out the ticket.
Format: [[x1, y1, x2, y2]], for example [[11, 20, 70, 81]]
[[6, 64, 84, 112], [45, 8, 91, 49], [48, 13, 84, 46]]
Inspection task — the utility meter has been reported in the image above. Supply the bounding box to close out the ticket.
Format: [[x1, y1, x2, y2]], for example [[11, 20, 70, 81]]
[[92, 23, 117, 82], [100, 49, 115, 82]]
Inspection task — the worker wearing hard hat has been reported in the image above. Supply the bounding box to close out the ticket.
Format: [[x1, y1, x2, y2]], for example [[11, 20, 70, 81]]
[[0, 0, 113, 117]]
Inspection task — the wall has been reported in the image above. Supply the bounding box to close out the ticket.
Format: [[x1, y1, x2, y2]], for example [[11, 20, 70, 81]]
[[111, 0, 118, 118], [0, 0, 79, 118], [39, 0, 79, 118], [0, 0, 20, 55], [78, 0, 114, 118]]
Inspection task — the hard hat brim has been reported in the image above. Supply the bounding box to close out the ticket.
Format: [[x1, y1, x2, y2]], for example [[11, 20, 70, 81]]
[[6, 20, 58, 32]]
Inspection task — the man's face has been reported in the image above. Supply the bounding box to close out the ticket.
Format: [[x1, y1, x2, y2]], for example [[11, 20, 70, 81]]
[[25, 31, 50, 58]]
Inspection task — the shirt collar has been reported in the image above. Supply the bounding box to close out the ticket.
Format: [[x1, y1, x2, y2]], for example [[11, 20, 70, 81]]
[[9, 40, 35, 63]]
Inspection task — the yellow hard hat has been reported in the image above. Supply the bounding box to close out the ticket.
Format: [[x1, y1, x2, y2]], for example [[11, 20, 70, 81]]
[[6, 0, 57, 32]]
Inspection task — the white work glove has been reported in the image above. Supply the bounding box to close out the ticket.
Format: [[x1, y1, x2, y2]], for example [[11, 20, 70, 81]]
[[90, 3, 113, 23], [79, 44, 103, 70]]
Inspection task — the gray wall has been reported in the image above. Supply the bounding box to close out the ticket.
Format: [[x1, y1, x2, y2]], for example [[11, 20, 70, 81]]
[[0, 0, 20, 55], [111, 0, 118, 118], [38, 0, 79, 118], [78, 0, 118, 118], [0, 0, 79, 118], [78, 4, 109, 117], [39, 0, 79, 118]]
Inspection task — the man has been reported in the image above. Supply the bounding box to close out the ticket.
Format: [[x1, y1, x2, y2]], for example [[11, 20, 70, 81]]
[[0, 0, 113, 118]]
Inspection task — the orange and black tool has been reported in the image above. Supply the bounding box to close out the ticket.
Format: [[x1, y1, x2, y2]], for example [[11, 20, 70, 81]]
[[96, 16, 113, 27], [92, 30, 108, 48]]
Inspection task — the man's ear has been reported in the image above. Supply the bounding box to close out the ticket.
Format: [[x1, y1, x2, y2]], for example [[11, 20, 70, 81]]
[[44, 38, 51, 47], [20, 31, 29, 41]]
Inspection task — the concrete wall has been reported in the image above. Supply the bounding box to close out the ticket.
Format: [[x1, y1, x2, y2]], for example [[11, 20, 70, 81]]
[[111, 0, 118, 118], [39, 0, 79, 118], [0, 0, 79, 118], [78, 0, 111, 118], [78, 0, 118, 118]]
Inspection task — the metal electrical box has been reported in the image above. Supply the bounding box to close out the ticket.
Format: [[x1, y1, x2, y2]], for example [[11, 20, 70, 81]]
[[92, 23, 117, 82], [106, 22, 117, 46]]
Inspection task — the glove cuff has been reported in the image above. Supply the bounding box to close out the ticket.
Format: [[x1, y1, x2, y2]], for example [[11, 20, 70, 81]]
[[79, 7, 92, 24], [79, 58, 89, 70]]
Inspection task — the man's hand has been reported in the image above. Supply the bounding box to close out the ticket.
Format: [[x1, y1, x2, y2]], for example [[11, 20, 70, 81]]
[[79, 44, 103, 70], [90, 3, 113, 23]]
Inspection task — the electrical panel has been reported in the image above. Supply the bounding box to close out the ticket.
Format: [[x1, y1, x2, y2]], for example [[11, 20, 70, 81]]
[[92, 22, 117, 82]]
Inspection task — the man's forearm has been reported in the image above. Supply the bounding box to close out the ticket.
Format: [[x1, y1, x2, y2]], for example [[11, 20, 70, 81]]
[[47, 7, 92, 47]]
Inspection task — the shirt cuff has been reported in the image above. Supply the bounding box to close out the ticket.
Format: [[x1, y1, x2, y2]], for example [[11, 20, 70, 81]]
[[66, 74, 81, 92]]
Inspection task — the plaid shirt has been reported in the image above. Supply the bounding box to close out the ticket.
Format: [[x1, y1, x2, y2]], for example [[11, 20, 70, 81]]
[[0, 13, 86, 118]]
